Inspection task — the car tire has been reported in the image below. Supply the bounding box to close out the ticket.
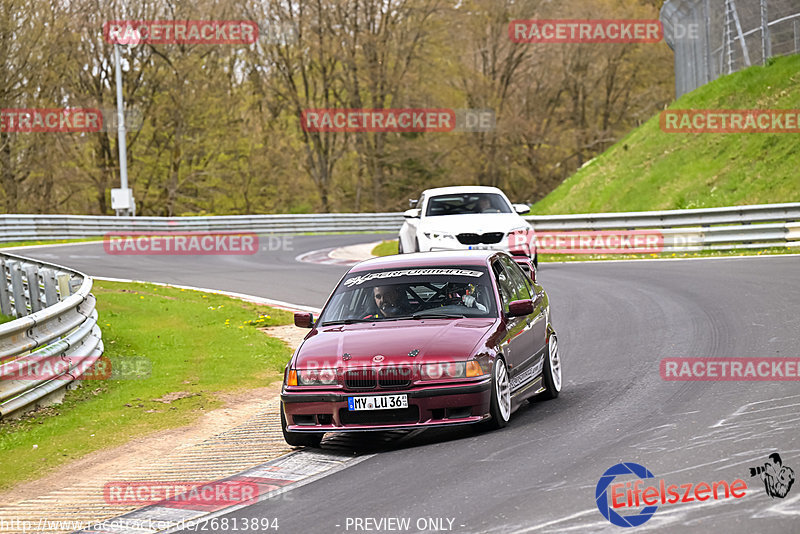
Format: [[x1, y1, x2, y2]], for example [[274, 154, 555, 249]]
[[280, 405, 323, 447], [538, 334, 561, 400], [398, 238, 404, 254], [532, 251, 538, 268], [480, 358, 511, 430]]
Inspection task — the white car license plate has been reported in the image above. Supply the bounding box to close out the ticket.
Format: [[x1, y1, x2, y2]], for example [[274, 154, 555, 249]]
[[468, 245, 492, 250], [348, 394, 408, 411]]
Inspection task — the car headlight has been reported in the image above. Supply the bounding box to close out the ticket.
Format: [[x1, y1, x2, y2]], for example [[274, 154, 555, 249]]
[[508, 227, 532, 251], [296, 368, 338, 385], [419, 361, 485, 380], [423, 232, 456, 240]]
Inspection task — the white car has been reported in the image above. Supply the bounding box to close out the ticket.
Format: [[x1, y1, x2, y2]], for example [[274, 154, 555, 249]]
[[398, 186, 537, 265]]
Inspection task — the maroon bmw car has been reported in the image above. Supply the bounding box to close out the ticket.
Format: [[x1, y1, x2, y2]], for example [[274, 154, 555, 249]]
[[280, 250, 561, 446]]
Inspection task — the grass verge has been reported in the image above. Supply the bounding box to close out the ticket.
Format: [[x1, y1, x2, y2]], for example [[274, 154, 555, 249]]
[[533, 54, 800, 214], [0, 237, 106, 249], [369, 240, 798, 261], [0, 281, 293, 492], [371, 240, 399, 257]]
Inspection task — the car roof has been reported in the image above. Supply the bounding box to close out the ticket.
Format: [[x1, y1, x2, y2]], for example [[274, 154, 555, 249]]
[[350, 250, 499, 273], [421, 186, 506, 197]]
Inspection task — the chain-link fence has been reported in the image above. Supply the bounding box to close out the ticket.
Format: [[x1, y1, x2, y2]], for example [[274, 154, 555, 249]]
[[661, 0, 800, 96]]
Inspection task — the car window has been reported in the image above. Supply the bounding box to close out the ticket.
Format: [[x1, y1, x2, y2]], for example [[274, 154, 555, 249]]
[[492, 260, 513, 314], [499, 255, 532, 301], [318, 265, 498, 323], [425, 193, 512, 216]]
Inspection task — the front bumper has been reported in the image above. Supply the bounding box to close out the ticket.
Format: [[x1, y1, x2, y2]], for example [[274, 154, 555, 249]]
[[281, 378, 492, 432], [426, 242, 534, 256]]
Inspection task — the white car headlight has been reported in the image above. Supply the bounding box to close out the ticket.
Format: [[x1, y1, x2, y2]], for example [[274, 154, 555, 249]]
[[423, 232, 456, 240]]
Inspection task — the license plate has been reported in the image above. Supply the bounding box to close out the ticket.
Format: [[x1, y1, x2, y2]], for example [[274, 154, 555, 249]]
[[468, 245, 492, 250], [348, 394, 408, 411]]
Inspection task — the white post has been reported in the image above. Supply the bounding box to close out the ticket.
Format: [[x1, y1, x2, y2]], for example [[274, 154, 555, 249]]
[[760, 0, 771, 63]]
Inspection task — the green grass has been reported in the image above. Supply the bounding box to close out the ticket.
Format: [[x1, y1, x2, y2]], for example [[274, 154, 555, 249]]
[[0, 313, 13, 325], [0, 237, 105, 249], [369, 239, 798, 261], [534, 53, 800, 215], [372, 240, 399, 257], [539, 246, 799, 262], [0, 281, 293, 491]]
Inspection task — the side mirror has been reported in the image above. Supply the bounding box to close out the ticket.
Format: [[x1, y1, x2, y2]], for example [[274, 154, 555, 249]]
[[409, 199, 419, 208], [512, 203, 530, 215], [403, 208, 421, 219], [294, 312, 314, 328], [507, 299, 533, 317]]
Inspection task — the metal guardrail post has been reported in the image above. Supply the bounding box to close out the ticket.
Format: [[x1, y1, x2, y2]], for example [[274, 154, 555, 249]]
[[0, 259, 11, 317], [43, 269, 59, 307], [57, 273, 71, 298], [9, 262, 27, 317], [24, 264, 43, 314]]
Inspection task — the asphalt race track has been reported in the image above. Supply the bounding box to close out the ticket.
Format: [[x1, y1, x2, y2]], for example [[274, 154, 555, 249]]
[[15, 238, 800, 533]]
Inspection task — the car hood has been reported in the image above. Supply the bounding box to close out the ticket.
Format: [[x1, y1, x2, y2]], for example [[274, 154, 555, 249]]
[[295, 318, 497, 368], [419, 213, 529, 234]]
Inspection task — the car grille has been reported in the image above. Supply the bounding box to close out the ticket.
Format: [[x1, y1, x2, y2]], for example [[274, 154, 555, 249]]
[[457, 232, 504, 245], [339, 406, 420, 425], [344, 367, 413, 389], [345, 369, 377, 389], [378, 367, 412, 388]]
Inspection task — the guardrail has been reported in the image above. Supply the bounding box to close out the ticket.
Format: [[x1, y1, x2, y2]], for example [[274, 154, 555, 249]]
[[527, 202, 800, 252], [0, 213, 404, 243], [1, 202, 799, 251], [0, 253, 103, 419]]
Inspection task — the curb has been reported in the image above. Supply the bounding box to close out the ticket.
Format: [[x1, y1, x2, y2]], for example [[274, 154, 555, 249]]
[[75, 450, 375, 534]]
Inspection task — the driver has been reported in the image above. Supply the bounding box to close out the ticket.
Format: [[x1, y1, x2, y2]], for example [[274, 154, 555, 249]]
[[476, 196, 497, 213], [365, 285, 409, 318]]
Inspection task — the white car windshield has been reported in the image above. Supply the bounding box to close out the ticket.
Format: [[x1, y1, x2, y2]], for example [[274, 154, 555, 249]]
[[425, 193, 512, 216], [318, 266, 497, 325]]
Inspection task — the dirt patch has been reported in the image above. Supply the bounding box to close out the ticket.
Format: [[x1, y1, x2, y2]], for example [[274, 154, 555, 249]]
[[152, 391, 199, 403], [261, 324, 308, 350], [0, 384, 282, 506]]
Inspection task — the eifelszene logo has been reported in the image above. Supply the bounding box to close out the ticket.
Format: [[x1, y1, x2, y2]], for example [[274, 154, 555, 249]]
[[749, 453, 795, 499], [596, 462, 747, 527]]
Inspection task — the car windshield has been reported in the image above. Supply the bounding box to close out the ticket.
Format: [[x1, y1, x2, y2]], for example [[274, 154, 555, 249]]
[[425, 193, 512, 216], [318, 266, 497, 324]]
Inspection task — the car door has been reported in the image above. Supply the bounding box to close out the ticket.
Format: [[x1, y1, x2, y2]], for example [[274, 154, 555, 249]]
[[400, 193, 424, 252], [503, 255, 547, 355], [498, 255, 546, 394], [491, 258, 529, 383]]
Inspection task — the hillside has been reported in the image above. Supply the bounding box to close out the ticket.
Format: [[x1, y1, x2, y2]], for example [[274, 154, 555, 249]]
[[533, 53, 800, 214]]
